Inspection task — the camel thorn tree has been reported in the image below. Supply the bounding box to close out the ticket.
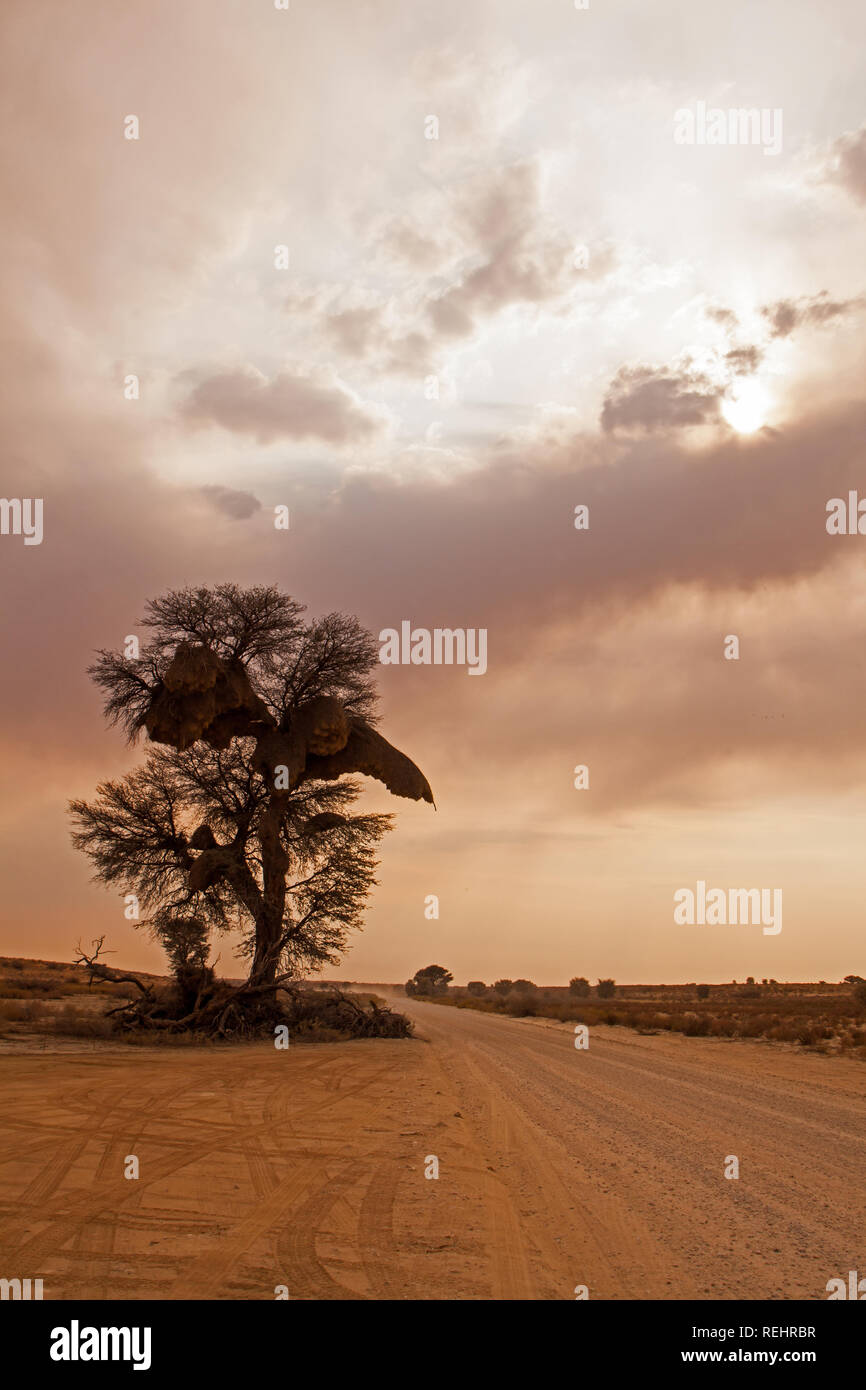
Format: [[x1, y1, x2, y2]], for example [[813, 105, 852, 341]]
[[69, 584, 434, 1034]]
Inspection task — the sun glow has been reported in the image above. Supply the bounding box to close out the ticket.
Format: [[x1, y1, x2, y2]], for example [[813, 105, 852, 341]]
[[721, 380, 771, 434]]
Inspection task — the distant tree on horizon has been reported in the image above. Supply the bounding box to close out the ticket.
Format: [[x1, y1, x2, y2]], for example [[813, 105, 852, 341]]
[[407, 964, 453, 996], [569, 976, 591, 997], [597, 978, 616, 999]]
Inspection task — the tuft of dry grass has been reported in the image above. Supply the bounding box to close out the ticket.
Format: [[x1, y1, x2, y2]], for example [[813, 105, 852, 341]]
[[52, 1003, 114, 1038]]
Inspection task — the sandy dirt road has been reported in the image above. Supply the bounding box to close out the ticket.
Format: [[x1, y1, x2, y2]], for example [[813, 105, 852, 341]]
[[0, 997, 863, 1300]]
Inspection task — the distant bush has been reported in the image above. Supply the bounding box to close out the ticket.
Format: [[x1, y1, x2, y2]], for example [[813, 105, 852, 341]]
[[467, 981, 486, 997], [569, 977, 591, 997], [493, 979, 513, 995], [597, 979, 616, 999]]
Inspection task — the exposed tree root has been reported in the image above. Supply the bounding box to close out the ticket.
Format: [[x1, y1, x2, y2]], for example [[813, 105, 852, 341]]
[[74, 937, 412, 1040]]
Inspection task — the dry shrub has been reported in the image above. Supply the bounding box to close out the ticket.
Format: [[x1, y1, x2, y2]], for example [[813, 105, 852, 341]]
[[0, 999, 50, 1022], [453, 994, 497, 1012], [683, 1013, 711, 1037], [711, 1016, 738, 1036], [503, 990, 540, 1017], [53, 1004, 113, 1038], [283, 991, 412, 1039], [768, 1022, 800, 1042]]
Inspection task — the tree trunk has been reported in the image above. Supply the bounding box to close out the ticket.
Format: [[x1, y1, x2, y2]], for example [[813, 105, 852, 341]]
[[252, 795, 290, 984], [251, 903, 283, 984]]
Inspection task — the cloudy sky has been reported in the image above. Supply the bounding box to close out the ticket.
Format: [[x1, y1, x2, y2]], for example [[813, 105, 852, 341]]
[[2, 0, 866, 985]]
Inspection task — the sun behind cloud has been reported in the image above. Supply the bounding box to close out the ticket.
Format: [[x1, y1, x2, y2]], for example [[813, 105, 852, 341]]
[[721, 379, 772, 434]]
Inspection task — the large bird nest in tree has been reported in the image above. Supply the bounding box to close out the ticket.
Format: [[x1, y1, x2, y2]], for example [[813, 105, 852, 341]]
[[141, 640, 434, 805]]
